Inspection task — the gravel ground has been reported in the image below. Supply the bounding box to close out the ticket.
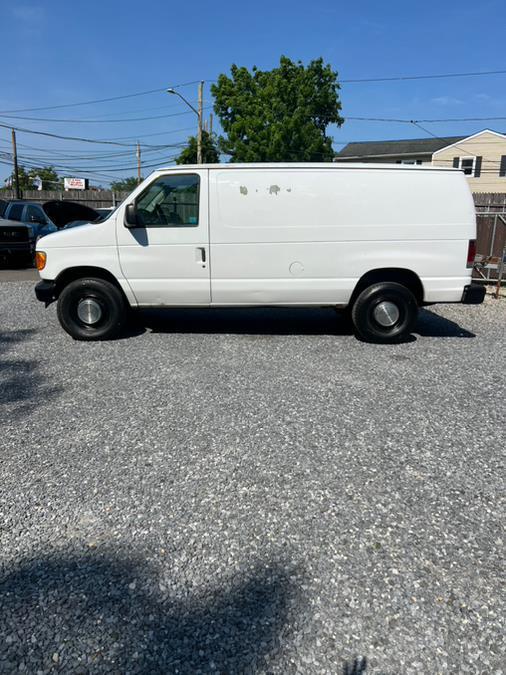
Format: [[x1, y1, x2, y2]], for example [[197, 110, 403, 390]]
[[0, 281, 504, 674]]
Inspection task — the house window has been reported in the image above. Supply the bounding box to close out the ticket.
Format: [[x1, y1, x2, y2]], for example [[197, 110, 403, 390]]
[[396, 159, 423, 165], [459, 157, 475, 176], [499, 155, 506, 177]]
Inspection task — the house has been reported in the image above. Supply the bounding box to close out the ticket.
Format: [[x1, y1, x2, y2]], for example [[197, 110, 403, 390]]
[[431, 130, 506, 193], [335, 130, 506, 192], [334, 136, 465, 166]]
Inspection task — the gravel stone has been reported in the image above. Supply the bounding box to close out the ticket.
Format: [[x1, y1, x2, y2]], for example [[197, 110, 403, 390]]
[[0, 281, 504, 673]]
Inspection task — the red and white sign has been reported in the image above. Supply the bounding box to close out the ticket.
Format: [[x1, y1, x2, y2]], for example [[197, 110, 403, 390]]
[[64, 177, 88, 190]]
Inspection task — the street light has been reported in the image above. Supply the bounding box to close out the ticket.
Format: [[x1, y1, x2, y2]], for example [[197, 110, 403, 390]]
[[167, 81, 204, 164]]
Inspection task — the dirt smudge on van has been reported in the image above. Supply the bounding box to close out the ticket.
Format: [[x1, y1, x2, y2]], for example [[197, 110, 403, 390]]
[[268, 185, 280, 196], [239, 186, 248, 196]]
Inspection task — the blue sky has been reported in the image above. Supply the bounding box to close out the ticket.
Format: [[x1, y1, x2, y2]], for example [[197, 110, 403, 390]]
[[1, 0, 506, 185]]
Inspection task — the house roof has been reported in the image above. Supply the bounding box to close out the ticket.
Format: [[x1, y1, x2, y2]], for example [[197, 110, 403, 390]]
[[432, 128, 506, 155], [335, 136, 467, 159]]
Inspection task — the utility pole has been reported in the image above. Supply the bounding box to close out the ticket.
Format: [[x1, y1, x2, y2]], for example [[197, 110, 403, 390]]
[[197, 80, 204, 164], [166, 82, 204, 163], [11, 129, 20, 199], [136, 142, 141, 184], [209, 113, 213, 136]]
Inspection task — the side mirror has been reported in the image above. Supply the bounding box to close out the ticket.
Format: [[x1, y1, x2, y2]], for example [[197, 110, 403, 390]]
[[124, 203, 138, 228], [30, 215, 45, 224]]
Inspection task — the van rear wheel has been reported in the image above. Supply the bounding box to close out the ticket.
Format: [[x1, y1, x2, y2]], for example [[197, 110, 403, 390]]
[[351, 282, 418, 343], [57, 277, 127, 341]]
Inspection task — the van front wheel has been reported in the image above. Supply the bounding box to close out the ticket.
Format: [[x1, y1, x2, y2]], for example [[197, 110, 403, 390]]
[[57, 277, 127, 341], [351, 282, 418, 343]]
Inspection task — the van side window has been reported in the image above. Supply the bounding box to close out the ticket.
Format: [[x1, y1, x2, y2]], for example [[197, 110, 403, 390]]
[[135, 174, 200, 227]]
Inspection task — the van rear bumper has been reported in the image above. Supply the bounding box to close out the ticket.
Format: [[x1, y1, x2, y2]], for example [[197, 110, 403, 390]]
[[461, 283, 486, 304]]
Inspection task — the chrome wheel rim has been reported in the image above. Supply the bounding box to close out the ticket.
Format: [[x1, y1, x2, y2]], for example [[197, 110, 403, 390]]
[[77, 298, 103, 325], [373, 301, 400, 328]]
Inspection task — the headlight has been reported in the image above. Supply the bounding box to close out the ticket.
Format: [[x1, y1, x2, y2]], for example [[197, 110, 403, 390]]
[[35, 251, 47, 271]]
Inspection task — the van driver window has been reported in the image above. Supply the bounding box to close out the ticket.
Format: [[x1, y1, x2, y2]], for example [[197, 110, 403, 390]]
[[135, 174, 199, 227]]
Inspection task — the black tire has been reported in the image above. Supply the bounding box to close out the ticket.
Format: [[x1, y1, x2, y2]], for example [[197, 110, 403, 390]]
[[57, 277, 127, 341], [351, 282, 418, 343]]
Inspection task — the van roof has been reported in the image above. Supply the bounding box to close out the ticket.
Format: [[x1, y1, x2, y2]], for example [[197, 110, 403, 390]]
[[154, 162, 457, 172]]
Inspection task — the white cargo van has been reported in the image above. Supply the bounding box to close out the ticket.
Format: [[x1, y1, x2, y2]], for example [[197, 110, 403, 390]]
[[34, 163, 484, 343]]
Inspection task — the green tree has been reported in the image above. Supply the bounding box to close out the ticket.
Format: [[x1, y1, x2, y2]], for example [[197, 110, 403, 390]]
[[2, 165, 63, 191], [211, 56, 343, 162], [28, 166, 62, 190], [110, 177, 141, 192], [175, 130, 220, 164], [2, 165, 33, 191]]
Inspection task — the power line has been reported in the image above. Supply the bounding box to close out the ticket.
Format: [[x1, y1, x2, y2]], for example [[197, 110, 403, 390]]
[[4, 68, 506, 115], [346, 116, 413, 124], [49, 101, 202, 120], [108, 126, 197, 141], [2, 66, 504, 119], [340, 69, 506, 84], [0, 121, 168, 147], [0, 81, 202, 114], [13, 146, 187, 163], [0, 154, 180, 174], [416, 116, 506, 123], [0, 108, 213, 124], [0, 136, 193, 155], [346, 115, 506, 124], [4, 111, 500, 128]]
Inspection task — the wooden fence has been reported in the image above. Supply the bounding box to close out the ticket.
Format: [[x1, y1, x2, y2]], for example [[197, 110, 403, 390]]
[[473, 193, 506, 281], [0, 189, 129, 209]]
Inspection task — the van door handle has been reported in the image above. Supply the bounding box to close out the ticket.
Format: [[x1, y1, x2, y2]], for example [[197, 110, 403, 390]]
[[196, 247, 206, 266]]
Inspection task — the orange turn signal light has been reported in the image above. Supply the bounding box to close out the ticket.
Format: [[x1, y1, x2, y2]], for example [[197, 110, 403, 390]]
[[35, 251, 47, 271]]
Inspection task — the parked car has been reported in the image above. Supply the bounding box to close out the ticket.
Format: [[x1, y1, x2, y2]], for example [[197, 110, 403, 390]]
[[1, 200, 99, 267], [0, 220, 36, 267], [63, 206, 117, 230], [2, 200, 59, 239], [95, 207, 116, 218], [34, 163, 485, 343]]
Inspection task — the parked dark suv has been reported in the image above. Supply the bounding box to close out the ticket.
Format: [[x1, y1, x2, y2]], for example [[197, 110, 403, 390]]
[[0, 200, 100, 266]]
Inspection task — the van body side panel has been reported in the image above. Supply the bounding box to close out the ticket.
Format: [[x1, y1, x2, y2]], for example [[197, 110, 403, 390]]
[[210, 241, 471, 304], [209, 168, 475, 305], [37, 222, 138, 306]]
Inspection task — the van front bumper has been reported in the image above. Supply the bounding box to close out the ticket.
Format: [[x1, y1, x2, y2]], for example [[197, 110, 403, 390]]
[[35, 280, 57, 305], [461, 283, 486, 304]]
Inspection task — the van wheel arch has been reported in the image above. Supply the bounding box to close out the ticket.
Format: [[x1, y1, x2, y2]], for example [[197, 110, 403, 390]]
[[55, 267, 129, 304], [349, 268, 424, 307]]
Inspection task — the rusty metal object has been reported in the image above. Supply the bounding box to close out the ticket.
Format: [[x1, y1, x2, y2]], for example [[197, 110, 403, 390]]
[[495, 246, 506, 299]]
